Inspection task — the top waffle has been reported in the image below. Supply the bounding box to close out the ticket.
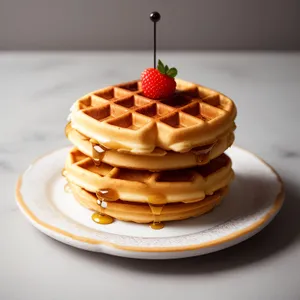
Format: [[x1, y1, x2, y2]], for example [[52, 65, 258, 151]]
[[70, 79, 237, 154]]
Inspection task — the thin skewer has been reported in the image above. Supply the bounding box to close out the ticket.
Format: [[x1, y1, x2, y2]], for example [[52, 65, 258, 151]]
[[150, 12, 161, 68], [154, 21, 156, 68]]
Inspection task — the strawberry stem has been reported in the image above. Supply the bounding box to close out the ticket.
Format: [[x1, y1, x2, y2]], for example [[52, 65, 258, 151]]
[[157, 59, 177, 78]]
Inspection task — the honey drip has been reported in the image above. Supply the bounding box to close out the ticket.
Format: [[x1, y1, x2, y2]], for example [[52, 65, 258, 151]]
[[91, 212, 114, 225], [93, 188, 118, 225], [149, 204, 164, 216], [90, 139, 106, 166], [192, 143, 215, 165], [64, 122, 72, 137], [96, 188, 119, 202], [151, 222, 165, 230], [148, 193, 167, 205], [91, 139, 131, 153], [148, 194, 166, 230], [64, 183, 72, 193]]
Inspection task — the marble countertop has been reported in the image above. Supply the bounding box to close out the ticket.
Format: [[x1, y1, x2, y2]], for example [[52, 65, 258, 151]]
[[1, 51, 300, 300]]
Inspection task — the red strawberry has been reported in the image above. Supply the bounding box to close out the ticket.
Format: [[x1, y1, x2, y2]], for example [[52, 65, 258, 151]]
[[141, 60, 177, 99]]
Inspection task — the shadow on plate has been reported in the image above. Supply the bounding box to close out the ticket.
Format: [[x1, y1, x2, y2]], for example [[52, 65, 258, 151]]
[[39, 175, 299, 275]]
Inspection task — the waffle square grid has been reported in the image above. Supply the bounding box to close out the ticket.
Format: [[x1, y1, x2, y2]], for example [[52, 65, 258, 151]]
[[71, 79, 236, 153]]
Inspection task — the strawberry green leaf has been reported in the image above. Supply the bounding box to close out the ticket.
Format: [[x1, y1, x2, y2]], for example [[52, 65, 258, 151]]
[[167, 68, 178, 78], [158, 59, 164, 67], [157, 60, 165, 74], [158, 64, 165, 74], [156, 60, 178, 77]]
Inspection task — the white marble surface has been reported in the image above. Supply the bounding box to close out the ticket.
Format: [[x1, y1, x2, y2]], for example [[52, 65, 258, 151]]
[[1, 51, 300, 300]]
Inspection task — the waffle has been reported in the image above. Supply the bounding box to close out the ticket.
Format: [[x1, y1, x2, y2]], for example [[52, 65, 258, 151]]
[[64, 148, 234, 204], [67, 126, 235, 170], [69, 182, 227, 224], [70, 79, 237, 154]]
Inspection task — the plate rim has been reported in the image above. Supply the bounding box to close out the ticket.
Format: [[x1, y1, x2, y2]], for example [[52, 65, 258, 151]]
[[15, 145, 285, 253]]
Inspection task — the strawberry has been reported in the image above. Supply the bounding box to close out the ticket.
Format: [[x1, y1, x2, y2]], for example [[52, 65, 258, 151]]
[[141, 60, 177, 99]]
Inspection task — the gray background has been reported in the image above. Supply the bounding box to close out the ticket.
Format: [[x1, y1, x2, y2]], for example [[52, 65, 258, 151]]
[[0, 0, 300, 50]]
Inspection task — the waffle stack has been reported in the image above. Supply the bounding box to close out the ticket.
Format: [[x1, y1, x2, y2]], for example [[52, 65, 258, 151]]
[[64, 79, 237, 229]]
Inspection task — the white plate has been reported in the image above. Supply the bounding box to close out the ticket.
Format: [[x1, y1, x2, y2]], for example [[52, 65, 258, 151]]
[[16, 146, 284, 259]]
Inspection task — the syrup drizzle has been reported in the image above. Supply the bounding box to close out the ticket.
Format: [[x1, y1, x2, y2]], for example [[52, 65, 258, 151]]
[[90, 139, 131, 166], [151, 222, 165, 230], [148, 194, 166, 230], [192, 143, 215, 165], [148, 193, 167, 205], [96, 188, 119, 202], [90, 139, 106, 166], [89, 139, 119, 225], [91, 212, 114, 225], [91, 188, 119, 225]]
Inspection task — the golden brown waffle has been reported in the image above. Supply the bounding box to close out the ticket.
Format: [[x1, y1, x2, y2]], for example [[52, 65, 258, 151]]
[[67, 126, 235, 170], [64, 148, 234, 204], [70, 79, 236, 154], [69, 182, 227, 224]]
